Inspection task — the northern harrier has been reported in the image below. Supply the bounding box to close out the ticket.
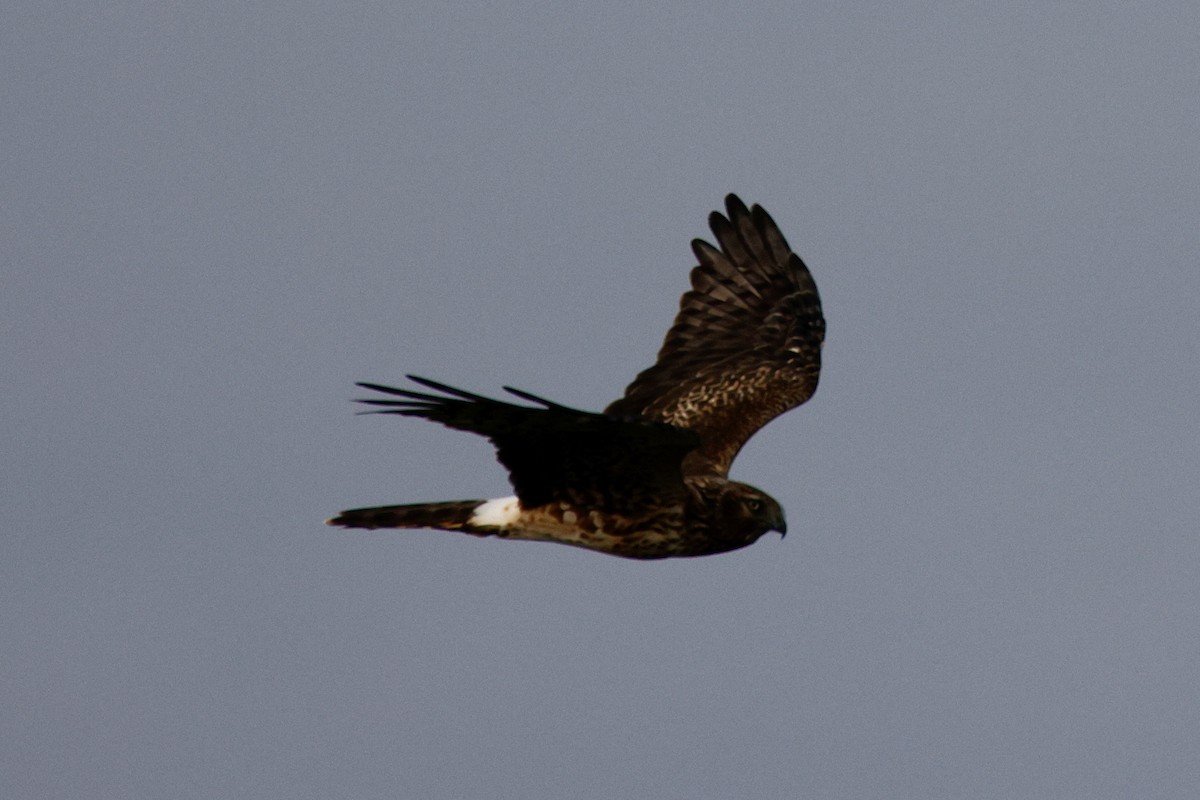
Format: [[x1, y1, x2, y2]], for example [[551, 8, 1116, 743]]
[[328, 195, 824, 559]]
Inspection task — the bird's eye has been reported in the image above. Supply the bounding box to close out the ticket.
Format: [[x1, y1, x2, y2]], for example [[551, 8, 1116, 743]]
[[747, 499, 763, 512]]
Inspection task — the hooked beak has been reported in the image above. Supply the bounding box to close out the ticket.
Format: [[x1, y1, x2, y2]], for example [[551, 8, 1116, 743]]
[[773, 511, 788, 538]]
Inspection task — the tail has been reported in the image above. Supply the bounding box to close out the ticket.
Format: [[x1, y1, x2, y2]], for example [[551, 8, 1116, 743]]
[[327, 500, 488, 532]]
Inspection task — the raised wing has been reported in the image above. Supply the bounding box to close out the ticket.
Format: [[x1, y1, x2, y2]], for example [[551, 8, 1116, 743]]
[[604, 195, 824, 477], [356, 376, 700, 513]]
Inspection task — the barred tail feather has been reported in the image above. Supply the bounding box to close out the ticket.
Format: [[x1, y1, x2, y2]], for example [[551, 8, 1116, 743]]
[[327, 500, 489, 532]]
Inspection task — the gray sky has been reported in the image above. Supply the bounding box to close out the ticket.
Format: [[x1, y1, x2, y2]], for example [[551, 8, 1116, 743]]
[[5, 3, 1199, 798]]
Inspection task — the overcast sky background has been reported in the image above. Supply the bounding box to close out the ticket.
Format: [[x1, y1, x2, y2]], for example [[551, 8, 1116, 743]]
[[5, 3, 1199, 798]]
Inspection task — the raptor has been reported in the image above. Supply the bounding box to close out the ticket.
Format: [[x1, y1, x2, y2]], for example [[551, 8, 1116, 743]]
[[328, 195, 824, 559]]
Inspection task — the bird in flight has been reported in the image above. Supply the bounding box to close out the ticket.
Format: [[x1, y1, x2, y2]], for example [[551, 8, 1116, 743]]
[[328, 195, 824, 559]]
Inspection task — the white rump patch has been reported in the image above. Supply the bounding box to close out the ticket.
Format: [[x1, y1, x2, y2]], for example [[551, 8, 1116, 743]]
[[470, 496, 521, 528]]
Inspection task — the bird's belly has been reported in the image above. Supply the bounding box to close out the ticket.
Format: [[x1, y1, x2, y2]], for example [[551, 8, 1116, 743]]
[[502, 503, 689, 559]]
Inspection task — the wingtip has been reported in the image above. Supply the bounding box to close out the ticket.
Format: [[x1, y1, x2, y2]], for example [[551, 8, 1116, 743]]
[[723, 193, 751, 218], [355, 381, 409, 396]]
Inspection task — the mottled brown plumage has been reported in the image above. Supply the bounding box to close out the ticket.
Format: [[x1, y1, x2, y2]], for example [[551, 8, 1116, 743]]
[[328, 195, 824, 559], [605, 195, 824, 476]]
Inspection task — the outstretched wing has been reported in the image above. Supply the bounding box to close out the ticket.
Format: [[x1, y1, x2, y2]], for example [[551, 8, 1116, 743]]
[[604, 195, 824, 477], [356, 376, 701, 514]]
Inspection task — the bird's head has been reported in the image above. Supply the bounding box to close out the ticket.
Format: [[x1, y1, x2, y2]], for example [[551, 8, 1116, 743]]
[[719, 482, 787, 546]]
